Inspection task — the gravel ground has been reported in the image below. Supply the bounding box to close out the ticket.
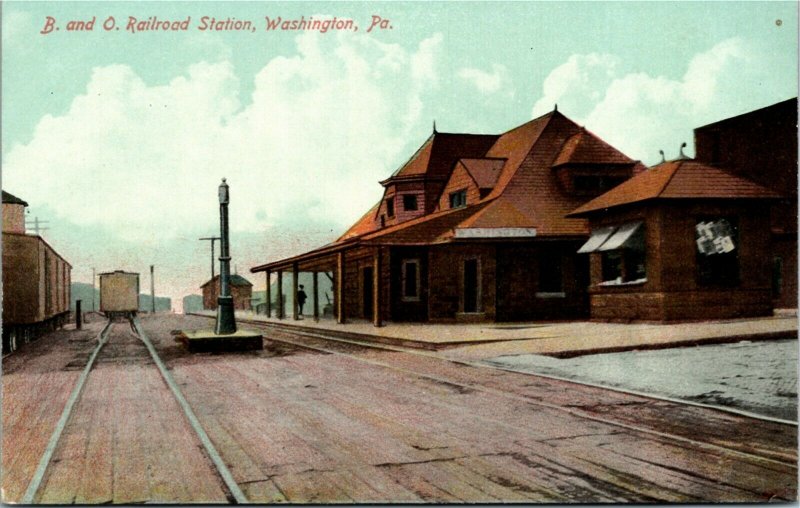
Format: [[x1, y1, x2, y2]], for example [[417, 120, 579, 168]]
[[482, 339, 798, 421]]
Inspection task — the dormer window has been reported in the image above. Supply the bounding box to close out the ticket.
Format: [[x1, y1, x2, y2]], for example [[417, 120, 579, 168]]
[[449, 189, 467, 209], [385, 198, 395, 217], [402, 194, 418, 211], [573, 175, 625, 195]]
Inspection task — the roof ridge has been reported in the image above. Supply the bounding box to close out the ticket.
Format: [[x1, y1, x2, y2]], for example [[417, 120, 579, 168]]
[[655, 161, 683, 197], [388, 132, 435, 178]]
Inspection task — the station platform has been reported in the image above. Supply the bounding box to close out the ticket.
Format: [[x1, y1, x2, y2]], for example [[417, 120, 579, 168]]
[[189, 310, 798, 360]]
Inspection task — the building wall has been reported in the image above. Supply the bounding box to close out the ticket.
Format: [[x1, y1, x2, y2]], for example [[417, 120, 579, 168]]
[[389, 246, 429, 321], [377, 181, 428, 228], [2, 203, 26, 233], [428, 243, 497, 321], [338, 246, 391, 321], [496, 241, 589, 322], [694, 98, 797, 308], [202, 280, 253, 311], [437, 163, 480, 210], [588, 201, 773, 322]]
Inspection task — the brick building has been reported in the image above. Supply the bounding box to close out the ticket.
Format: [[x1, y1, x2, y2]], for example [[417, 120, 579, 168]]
[[693, 98, 797, 308], [201, 274, 253, 311], [568, 159, 781, 322], [251, 109, 646, 323]]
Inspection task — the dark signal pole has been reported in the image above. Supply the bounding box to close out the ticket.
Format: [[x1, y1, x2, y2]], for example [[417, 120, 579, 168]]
[[215, 178, 236, 335]]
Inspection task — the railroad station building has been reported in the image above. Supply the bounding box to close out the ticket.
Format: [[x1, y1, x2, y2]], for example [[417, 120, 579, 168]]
[[251, 108, 645, 324], [201, 274, 253, 311], [250, 99, 796, 325]]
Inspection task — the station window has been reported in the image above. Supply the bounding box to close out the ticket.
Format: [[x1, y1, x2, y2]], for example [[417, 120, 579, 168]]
[[696, 218, 739, 286], [449, 189, 467, 209], [538, 255, 564, 294], [592, 222, 647, 285], [401, 259, 420, 301], [403, 194, 418, 211], [385, 197, 395, 217]]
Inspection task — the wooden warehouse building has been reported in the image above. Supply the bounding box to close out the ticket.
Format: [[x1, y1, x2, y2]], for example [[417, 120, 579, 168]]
[[2, 191, 71, 351]]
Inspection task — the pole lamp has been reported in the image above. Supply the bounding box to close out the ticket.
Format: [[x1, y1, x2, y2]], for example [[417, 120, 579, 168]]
[[215, 178, 237, 335]]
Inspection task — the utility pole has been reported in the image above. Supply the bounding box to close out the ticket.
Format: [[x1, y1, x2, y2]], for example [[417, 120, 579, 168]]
[[92, 268, 96, 312], [150, 265, 156, 314], [25, 217, 50, 235], [199, 236, 221, 280]]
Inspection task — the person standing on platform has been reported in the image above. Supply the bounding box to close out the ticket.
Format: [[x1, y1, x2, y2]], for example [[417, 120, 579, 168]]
[[297, 285, 308, 318]]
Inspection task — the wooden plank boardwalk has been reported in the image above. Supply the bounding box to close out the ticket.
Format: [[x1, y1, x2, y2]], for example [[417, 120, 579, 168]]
[[3, 313, 797, 503]]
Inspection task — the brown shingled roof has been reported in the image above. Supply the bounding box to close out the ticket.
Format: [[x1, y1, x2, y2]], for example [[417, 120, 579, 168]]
[[568, 160, 782, 217], [553, 128, 636, 166], [386, 132, 498, 182], [459, 158, 506, 189], [362, 202, 491, 245]]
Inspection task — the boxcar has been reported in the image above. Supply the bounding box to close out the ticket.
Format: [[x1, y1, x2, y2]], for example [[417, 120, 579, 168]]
[[2, 232, 72, 353], [99, 271, 139, 319]]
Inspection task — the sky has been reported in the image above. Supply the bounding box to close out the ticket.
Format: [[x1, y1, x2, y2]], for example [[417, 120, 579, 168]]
[[2, 1, 797, 310]]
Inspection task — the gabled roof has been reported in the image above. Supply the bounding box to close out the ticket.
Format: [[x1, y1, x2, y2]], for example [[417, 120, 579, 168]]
[[482, 111, 555, 200], [568, 159, 782, 217], [385, 132, 498, 182], [553, 128, 637, 166], [201, 274, 253, 288], [458, 158, 506, 189], [2, 190, 28, 206]]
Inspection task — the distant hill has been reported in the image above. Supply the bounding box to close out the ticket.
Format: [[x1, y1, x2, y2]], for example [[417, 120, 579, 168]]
[[138, 294, 172, 313], [69, 282, 171, 312], [182, 294, 204, 314], [70, 282, 99, 312]]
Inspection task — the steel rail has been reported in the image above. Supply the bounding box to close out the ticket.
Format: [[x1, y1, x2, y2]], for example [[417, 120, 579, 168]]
[[21, 320, 113, 504], [247, 322, 797, 470], [130, 317, 248, 504]]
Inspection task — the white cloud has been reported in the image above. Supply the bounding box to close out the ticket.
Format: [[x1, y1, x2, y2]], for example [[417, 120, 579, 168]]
[[530, 38, 774, 164], [4, 31, 444, 244], [531, 53, 620, 118], [457, 63, 514, 97]]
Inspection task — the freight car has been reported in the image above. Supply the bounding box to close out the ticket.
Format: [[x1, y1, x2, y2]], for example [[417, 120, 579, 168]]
[[99, 271, 140, 320], [2, 232, 72, 354]]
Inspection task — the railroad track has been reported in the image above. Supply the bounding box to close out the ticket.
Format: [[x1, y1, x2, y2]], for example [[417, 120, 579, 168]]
[[227, 317, 798, 470], [20, 317, 248, 504]]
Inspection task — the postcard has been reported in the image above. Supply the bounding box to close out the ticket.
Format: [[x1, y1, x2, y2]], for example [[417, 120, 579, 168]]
[[1, 1, 797, 504]]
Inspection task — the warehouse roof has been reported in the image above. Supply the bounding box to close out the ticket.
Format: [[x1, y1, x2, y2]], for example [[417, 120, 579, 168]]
[[568, 159, 782, 217], [201, 274, 253, 288], [2, 191, 28, 206]]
